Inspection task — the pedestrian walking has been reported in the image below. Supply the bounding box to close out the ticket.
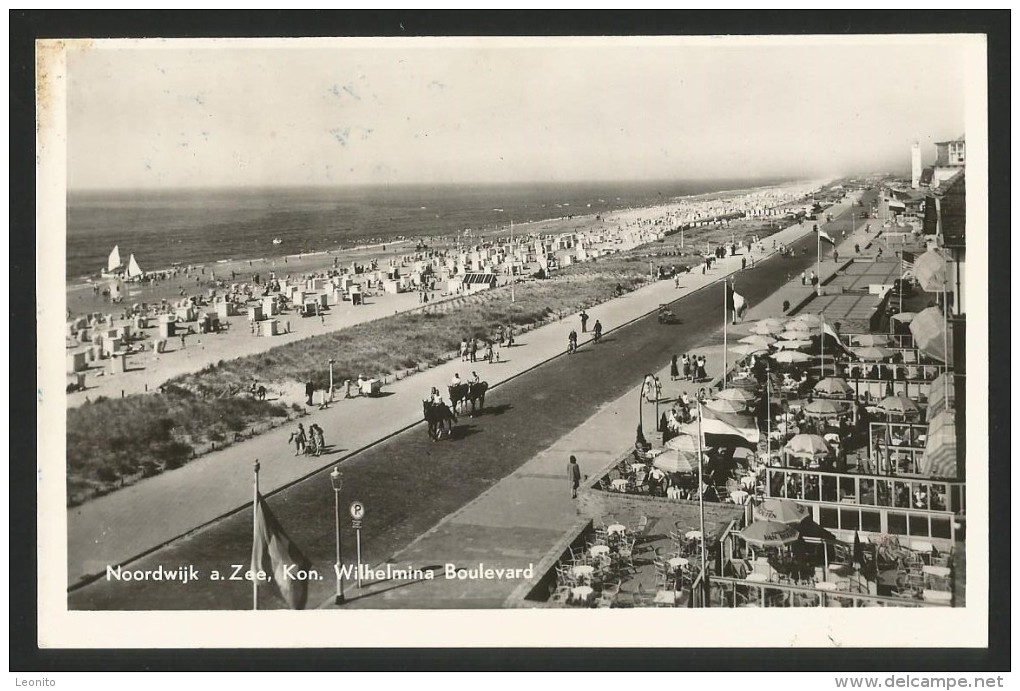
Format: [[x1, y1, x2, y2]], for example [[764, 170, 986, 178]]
[[180, 333, 187, 349], [833, 250, 839, 263], [469, 338, 478, 363], [682, 354, 692, 381], [801, 271, 807, 286], [311, 424, 325, 457], [567, 456, 582, 499], [580, 310, 589, 333], [741, 257, 746, 270], [289, 424, 307, 456], [305, 380, 315, 406], [670, 354, 679, 381], [460, 338, 468, 362]]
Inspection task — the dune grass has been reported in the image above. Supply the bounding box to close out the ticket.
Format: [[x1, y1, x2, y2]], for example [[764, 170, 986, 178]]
[[66, 391, 293, 506]]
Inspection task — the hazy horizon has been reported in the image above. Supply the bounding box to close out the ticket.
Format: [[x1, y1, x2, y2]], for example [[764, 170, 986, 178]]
[[67, 37, 970, 191]]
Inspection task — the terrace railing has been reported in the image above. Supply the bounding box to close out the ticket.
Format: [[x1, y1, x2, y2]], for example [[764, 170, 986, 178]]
[[706, 576, 949, 608]]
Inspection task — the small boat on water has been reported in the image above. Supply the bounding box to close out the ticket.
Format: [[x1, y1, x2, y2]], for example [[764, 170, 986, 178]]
[[101, 245, 123, 278], [272, 238, 283, 245]]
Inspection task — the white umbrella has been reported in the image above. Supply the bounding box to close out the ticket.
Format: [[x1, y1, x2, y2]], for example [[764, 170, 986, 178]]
[[740, 520, 800, 547], [731, 344, 769, 358], [854, 334, 891, 347], [716, 388, 758, 403], [772, 350, 812, 364], [790, 313, 822, 327], [750, 321, 785, 335], [890, 312, 916, 324], [705, 398, 747, 414], [774, 339, 813, 350], [778, 329, 812, 341], [853, 346, 895, 361], [814, 377, 853, 397], [739, 334, 776, 347]]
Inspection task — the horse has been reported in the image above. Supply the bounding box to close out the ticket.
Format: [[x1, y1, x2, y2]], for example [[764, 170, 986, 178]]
[[448, 383, 469, 413], [423, 400, 456, 440], [464, 381, 488, 415], [250, 384, 267, 401]]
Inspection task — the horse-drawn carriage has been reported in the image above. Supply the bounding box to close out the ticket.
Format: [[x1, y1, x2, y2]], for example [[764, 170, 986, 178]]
[[657, 304, 680, 324]]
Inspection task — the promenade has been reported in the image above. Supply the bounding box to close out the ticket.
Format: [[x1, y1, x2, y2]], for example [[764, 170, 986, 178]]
[[328, 200, 878, 608], [67, 194, 867, 587]]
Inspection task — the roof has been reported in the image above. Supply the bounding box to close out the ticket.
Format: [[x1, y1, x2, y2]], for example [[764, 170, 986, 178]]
[[460, 273, 497, 286], [934, 135, 965, 146]]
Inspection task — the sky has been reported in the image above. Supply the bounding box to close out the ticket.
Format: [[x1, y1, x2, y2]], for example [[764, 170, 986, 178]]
[[65, 37, 974, 190]]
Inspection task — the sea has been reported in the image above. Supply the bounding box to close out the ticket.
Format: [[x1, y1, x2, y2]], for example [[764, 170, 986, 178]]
[[66, 179, 790, 281]]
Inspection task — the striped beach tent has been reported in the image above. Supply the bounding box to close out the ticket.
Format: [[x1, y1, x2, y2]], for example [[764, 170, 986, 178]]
[[921, 410, 957, 480], [926, 373, 956, 419]]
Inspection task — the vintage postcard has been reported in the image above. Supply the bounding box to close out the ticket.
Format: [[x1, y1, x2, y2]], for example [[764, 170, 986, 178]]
[[36, 33, 989, 649]]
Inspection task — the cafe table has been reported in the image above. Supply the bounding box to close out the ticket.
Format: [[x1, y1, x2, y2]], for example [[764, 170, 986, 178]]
[[814, 581, 838, 591], [746, 572, 770, 583], [611, 479, 629, 492], [571, 586, 594, 604], [607, 524, 627, 535], [571, 565, 595, 580], [668, 557, 689, 571], [923, 565, 951, 579], [590, 545, 611, 558], [685, 530, 703, 541]]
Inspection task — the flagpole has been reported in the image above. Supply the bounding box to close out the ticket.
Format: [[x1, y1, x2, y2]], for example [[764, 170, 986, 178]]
[[766, 365, 772, 467], [816, 226, 821, 296], [252, 458, 260, 611], [723, 282, 728, 385], [820, 312, 825, 378], [696, 401, 708, 606]]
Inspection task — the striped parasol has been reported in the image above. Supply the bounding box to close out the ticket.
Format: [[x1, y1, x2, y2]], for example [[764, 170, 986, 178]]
[[926, 373, 955, 418], [921, 410, 957, 479], [875, 395, 920, 418]]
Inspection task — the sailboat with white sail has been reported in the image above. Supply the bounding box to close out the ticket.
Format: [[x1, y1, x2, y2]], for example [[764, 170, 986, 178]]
[[102, 245, 124, 277], [126, 254, 144, 279]]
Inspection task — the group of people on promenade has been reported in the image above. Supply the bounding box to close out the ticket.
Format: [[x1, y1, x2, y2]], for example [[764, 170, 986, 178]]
[[288, 422, 326, 457], [669, 353, 709, 382]]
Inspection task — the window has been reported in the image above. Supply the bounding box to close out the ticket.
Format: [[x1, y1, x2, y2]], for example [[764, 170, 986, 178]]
[[840, 509, 860, 530], [804, 474, 820, 501], [861, 510, 881, 533], [930, 517, 952, 539], [820, 507, 839, 529], [876, 480, 892, 507], [909, 514, 929, 537], [860, 479, 875, 506], [887, 512, 907, 536], [821, 475, 837, 503]]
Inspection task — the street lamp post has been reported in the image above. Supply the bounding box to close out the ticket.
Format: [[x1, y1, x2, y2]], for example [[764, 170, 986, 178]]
[[654, 376, 661, 431], [330, 467, 345, 604]]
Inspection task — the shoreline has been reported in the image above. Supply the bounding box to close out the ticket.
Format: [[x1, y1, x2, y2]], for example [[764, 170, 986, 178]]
[[65, 178, 827, 289]]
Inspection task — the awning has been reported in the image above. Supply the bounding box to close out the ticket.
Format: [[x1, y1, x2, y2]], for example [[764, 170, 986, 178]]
[[909, 306, 951, 363], [913, 249, 948, 292], [921, 410, 957, 480], [926, 373, 955, 419]]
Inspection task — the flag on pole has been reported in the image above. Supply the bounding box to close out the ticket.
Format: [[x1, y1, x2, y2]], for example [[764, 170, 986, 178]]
[[817, 228, 836, 245], [820, 315, 852, 356], [252, 493, 312, 610], [699, 405, 759, 448], [726, 282, 748, 323]]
